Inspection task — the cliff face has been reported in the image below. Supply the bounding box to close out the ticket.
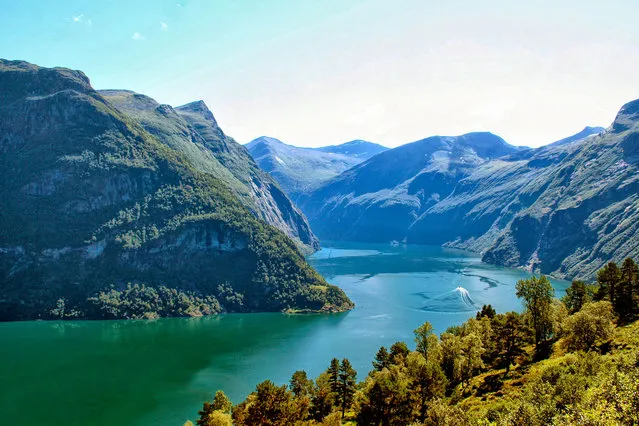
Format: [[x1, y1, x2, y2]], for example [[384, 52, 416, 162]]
[[300, 117, 638, 281], [0, 60, 351, 320], [479, 101, 639, 280], [100, 90, 318, 251]]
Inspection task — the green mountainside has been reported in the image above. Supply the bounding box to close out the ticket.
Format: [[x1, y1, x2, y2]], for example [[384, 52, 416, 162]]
[[299, 109, 638, 281], [0, 59, 352, 321]]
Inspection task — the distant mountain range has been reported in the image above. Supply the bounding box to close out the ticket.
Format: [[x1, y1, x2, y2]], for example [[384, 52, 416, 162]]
[[0, 59, 352, 320], [292, 113, 638, 280], [246, 137, 387, 200]]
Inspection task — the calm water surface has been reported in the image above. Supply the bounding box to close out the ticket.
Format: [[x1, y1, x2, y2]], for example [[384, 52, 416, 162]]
[[0, 242, 569, 425]]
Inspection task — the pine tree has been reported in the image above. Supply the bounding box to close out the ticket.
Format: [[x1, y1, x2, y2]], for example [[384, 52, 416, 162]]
[[338, 358, 357, 418], [596, 262, 621, 306], [619, 258, 639, 321], [493, 312, 527, 373], [562, 280, 595, 313], [372, 346, 390, 371], [290, 370, 312, 398], [327, 358, 340, 394]]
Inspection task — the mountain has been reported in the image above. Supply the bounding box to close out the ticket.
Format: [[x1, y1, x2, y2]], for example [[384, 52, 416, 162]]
[[0, 59, 352, 321], [246, 137, 387, 200], [299, 132, 520, 242], [312, 139, 388, 158], [548, 126, 605, 147], [301, 113, 639, 281], [100, 91, 318, 251]]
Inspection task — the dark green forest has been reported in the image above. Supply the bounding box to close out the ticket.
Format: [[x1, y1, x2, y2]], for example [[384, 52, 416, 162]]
[[191, 259, 639, 426]]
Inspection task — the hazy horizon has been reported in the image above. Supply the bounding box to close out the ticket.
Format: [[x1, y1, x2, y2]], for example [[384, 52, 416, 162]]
[[1, 0, 637, 148]]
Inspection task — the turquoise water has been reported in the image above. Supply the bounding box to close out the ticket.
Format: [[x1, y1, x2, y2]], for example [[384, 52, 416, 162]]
[[0, 242, 569, 425]]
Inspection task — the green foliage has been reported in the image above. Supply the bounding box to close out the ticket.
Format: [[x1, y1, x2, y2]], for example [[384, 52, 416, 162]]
[[197, 391, 233, 426], [595, 259, 639, 323], [561, 280, 596, 313], [0, 61, 353, 320], [198, 262, 639, 426], [337, 359, 357, 418], [232, 380, 302, 426], [414, 321, 440, 362], [491, 312, 527, 373], [476, 304, 496, 320], [562, 301, 615, 351], [87, 283, 221, 319], [516, 276, 555, 350]]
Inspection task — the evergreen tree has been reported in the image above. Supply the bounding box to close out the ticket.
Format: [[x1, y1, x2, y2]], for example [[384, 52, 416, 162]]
[[289, 370, 312, 398], [596, 262, 621, 305], [197, 390, 232, 426], [309, 372, 335, 422], [338, 358, 357, 418], [389, 341, 410, 365], [372, 346, 390, 371], [327, 358, 340, 394], [493, 312, 527, 373], [516, 275, 555, 351], [356, 366, 413, 425], [406, 351, 447, 422], [619, 258, 639, 321], [562, 280, 595, 313], [476, 304, 496, 319], [234, 380, 299, 426]]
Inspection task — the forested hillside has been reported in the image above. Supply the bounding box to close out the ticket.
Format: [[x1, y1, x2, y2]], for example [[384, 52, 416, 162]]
[[0, 59, 352, 321], [192, 258, 639, 425]]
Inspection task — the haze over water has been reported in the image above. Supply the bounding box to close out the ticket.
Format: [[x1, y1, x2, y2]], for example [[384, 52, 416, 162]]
[[0, 242, 568, 425]]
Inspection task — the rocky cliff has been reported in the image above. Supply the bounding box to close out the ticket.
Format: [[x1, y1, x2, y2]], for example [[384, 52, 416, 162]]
[[0, 59, 351, 320], [300, 119, 637, 281]]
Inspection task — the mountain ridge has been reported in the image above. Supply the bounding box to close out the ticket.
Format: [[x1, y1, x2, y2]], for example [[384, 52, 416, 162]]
[[298, 111, 639, 281], [0, 59, 352, 320]]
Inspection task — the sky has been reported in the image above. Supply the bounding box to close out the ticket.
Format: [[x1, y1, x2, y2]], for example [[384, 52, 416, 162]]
[[1, 0, 638, 148]]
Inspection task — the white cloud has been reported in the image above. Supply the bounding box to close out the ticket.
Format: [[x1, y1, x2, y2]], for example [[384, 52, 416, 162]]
[[160, 22, 168, 31], [72, 14, 84, 23], [132, 32, 145, 41]]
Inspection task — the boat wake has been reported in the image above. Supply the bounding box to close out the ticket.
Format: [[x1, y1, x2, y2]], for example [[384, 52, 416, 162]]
[[418, 286, 478, 313]]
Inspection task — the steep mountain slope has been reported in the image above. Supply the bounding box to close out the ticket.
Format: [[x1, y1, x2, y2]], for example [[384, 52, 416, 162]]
[[301, 104, 639, 281], [299, 132, 519, 242], [0, 59, 351, 320], [246, 136, 387, 199], [477, 102, 639, 279], [99, 90, 318, 250]]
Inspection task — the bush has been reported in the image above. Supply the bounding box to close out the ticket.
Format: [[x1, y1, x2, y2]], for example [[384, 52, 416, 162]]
[[562, 301, 615, 351]]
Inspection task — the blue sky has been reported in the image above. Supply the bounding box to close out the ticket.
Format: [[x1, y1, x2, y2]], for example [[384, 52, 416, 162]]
[[1, 0, 638, 147]]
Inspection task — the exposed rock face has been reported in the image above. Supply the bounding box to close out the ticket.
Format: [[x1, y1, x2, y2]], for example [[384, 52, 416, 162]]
[[300, 118, 639, 281], [246, 136, 387, 201], [99, 90, 318, 250], [0, 59, 351, 320]]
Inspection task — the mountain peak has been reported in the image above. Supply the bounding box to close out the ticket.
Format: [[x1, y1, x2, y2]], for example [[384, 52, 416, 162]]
[[0, 58, 92, 103], [548, 126, 605, 147], [612, 99, 639, 132], [246, 136, 287, 148], [175, 100, 218, 126]]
